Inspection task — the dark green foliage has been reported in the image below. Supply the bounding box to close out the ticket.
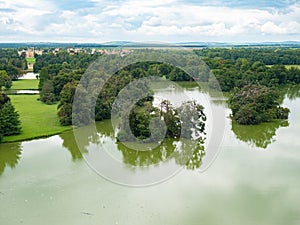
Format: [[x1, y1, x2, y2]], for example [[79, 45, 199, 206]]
[[57, 80, 79, 126], [0, 94, 21, 142], [195, 48, 300, 65], [0, 49, 25, 80], [28, 48, 300, 127], [228, 84, 290, 125], [0, 102, 21, 136], [38, 67, 50, 90], [117, 99, 206, 143], [57, 103, 73, 126], [202, 52, 300, 92], [0, 92, 10, 105], [52, 69, 84, 99], [40, 80, 56, 104], [0, 70, 12, 90], [159, 100, 181, 138]]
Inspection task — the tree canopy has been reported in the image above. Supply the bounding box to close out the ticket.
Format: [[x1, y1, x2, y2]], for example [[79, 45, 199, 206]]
[[0, 93, 21, 142], [228, 84, 290, 125]]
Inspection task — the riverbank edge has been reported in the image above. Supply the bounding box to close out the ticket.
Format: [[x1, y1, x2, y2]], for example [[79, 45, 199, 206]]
[[2, 126, 73, 143]]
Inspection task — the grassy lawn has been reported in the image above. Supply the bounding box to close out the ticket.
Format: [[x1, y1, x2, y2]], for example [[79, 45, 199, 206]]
[[26, 57, 36, 63], [3, 95, 71, 143], [267, 65, 300, 69], [11, 79, 39, 90], [284, 65, 300, 69]]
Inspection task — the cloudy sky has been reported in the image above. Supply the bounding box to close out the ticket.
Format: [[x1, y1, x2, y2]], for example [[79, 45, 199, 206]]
[[0, 0, 299, 43]]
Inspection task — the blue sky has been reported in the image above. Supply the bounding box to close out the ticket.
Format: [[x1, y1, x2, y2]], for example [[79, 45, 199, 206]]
[[0, 0, 299, 43]]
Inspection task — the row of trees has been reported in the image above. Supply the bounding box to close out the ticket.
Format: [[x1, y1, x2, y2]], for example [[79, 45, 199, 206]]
[[207, 58, 300, 92], [195, 48, 300, 65], [0, 49, 26, 80]]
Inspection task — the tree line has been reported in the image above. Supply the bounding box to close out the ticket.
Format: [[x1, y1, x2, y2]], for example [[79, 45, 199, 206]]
[[34, 48, 300, 126], [195, 48, 300, 65]]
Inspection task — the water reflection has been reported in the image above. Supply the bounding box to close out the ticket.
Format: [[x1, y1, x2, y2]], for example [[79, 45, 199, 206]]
[[117, 139, 205, 169], [0, 142, 22, 175], [285, 85, 300, 101], [74, 119, 206, 170], [232, 120, 289, 149], [59, 131, 83, 161]]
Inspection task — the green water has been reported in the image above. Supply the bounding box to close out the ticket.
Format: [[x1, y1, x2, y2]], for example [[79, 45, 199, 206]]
[[1, 85, 300, 225]]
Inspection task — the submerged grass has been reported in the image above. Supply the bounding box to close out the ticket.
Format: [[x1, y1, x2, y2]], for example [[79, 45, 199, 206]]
[[3, 95, 71, 143]]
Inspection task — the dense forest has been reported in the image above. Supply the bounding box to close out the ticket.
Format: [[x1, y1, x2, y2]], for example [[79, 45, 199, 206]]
[[0, 49, 26, 80], [31, 47, 300, 126], [0, 47, 297, 129], [195, 48, 300, 65]]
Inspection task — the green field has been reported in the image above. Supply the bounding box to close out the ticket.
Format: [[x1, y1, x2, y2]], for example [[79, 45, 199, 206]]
[[284, 65, 300, 69], [267, 65, 300, 69], [11, 79, 39, 90], [3, 95, 71, 142], [26, 57, 36, 63]]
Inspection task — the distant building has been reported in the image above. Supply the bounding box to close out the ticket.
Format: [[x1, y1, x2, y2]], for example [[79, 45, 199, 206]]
[[34, 50, 43, 55], [27, 63, 34, 70], [26, 49, 34, 58]]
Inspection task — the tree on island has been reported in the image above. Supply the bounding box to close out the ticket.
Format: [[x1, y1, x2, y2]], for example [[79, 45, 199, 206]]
[[228, 84, 290, 125], [117, 99, 206, 142]]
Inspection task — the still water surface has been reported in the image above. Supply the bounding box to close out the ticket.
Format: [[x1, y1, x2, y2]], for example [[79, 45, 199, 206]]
[[0, 84, 300, 225]]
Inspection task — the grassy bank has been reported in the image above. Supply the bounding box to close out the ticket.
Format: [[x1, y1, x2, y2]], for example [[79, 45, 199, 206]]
[[11, 79, 39, 90], [3, 95, 71, 143]]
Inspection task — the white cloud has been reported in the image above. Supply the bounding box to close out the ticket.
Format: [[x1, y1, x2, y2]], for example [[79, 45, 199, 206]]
[[261, 21, 286, 34], [0, 0, 299, 42]]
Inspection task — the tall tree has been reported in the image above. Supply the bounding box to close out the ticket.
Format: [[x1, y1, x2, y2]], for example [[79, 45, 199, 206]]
[[0, 70, 12, 90], [0, 93, 21, 142], [38, 67, 50, 90]]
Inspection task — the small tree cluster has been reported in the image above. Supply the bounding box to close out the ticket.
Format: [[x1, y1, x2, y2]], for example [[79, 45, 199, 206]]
[[117, 99, 206, 143], [228, 84, 290, 125]]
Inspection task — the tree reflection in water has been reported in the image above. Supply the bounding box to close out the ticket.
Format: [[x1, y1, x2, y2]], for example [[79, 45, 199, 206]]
[[59, 131, 84, 161], [232, 120, 289, 149], [285, 85, 300, 101], [116, 138, 205, 170], [0, 142, 22, 175], [232, 86, 300, 149], [74, 119, 206, 170]]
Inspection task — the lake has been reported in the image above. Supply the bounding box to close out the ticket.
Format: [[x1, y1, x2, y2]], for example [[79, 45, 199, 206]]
[[1, 83, 300, 225]]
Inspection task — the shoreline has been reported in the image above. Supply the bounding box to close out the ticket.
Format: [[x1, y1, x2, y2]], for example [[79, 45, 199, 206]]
[[1, 127, 72, 144]]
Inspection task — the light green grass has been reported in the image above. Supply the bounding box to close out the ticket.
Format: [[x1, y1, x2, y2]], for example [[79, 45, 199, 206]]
[[11, 79, 39, 90], [26, 57, 36, 63], [3, 95, 71, 143], [266, 65, 300, 69], [284, 65, 300, 69]]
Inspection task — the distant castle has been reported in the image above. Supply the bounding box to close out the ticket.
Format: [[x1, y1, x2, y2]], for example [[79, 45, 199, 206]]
[[26, 48, 34, 58]]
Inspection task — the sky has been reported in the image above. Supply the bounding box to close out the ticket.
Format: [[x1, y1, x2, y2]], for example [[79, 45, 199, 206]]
[[0, 0, 299, 43]]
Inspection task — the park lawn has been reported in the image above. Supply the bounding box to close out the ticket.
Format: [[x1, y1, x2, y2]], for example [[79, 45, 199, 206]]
[[284, 65, 300, 69], [11, 79, 39, 90], [266, 65, 300, 69], [3, 95, 71, 143], [26, 57, 36, 63]]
